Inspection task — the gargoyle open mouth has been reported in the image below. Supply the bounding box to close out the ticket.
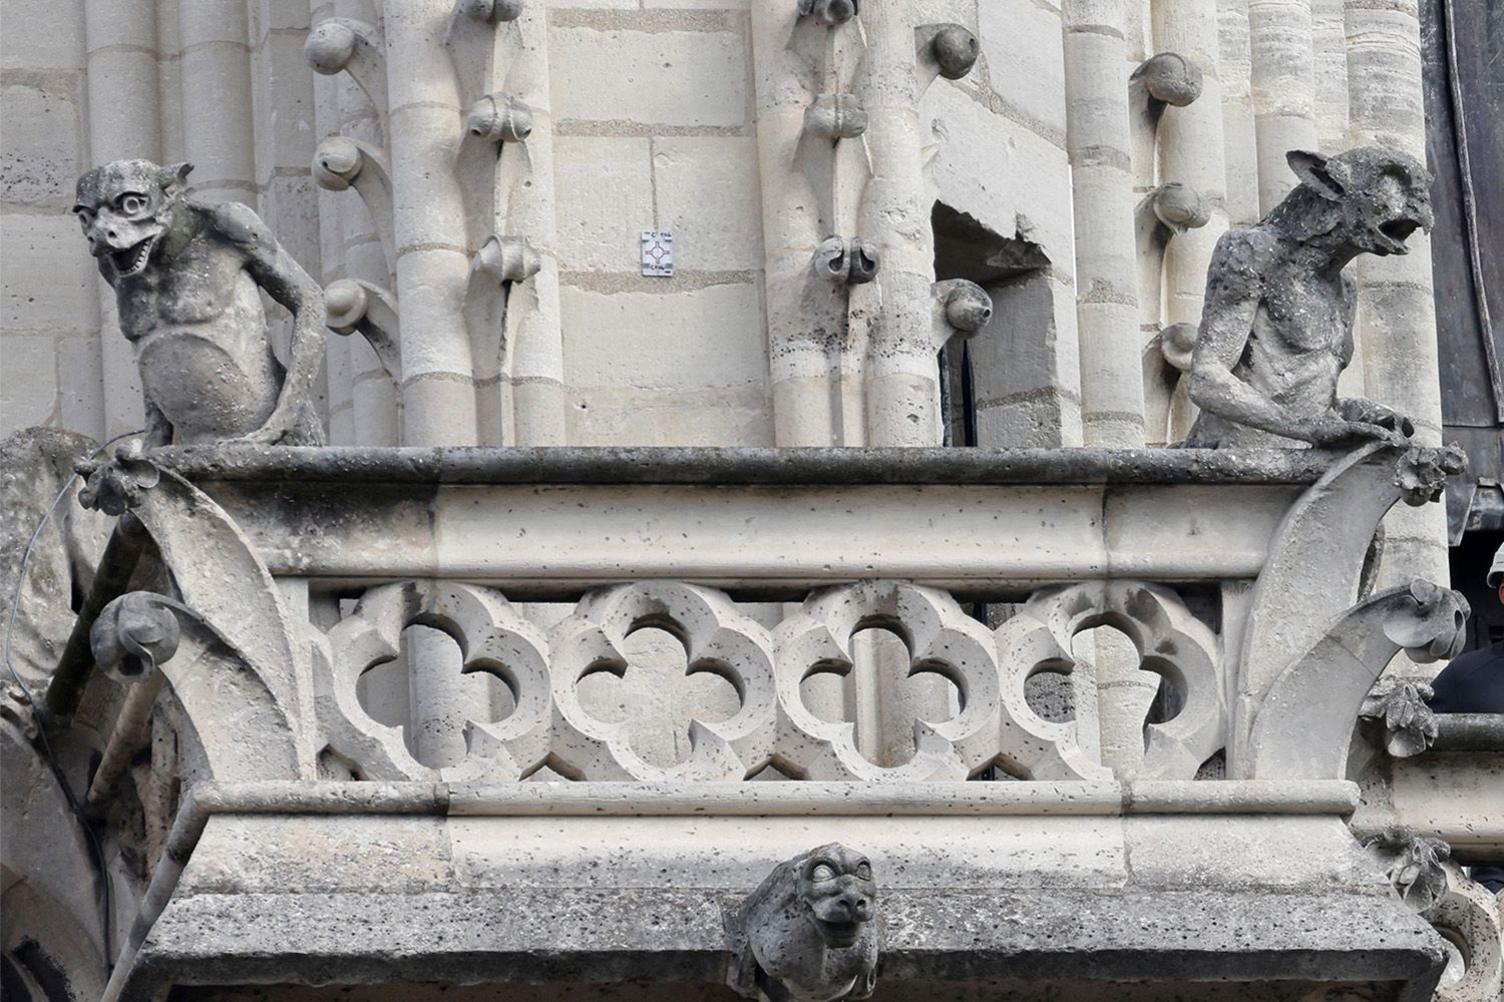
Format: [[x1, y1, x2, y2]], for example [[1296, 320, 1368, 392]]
[[814, 917, 864, 948], [1377, 218, 1421, 254], [110, 234, 159, 277]]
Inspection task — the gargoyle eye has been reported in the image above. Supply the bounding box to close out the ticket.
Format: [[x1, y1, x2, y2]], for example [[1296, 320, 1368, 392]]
[[809, 863, 837, 883], [75, 209, 94, 228], [855, 861, 872, 880], [118, 193, 148, 215]]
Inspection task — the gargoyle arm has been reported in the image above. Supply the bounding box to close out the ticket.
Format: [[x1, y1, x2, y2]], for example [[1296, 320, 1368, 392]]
[[213, 202, 325, 444]]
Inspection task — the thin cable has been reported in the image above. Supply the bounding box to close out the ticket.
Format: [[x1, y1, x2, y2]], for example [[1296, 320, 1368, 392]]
[[1440, 0, 1501, 421], [3, 429, 144, 970]]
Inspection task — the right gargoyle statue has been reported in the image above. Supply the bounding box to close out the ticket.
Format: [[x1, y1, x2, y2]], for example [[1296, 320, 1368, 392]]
[[727, 843, 879, 1002], [1184, 147, 1433, 449], [74, 159, 326, 446]]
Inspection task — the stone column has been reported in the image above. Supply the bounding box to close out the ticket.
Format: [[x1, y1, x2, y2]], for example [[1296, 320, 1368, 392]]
[[1216, 0, 1262, 228], [854, 0, 940, 450], [1313, 0, 1366, 400], [1152, 3, 1230, 352], [385, 2, 481, 766], [384, 1, 478, 448], [336, 26, 399, 447], [749, 5, 840, 448], [84, 0, 160, 439], [1247, 0, 1319, 213], [156, 0, 185, 163], [250, 0, 326, 425], [1311, 0, 1350, 151], [177, 0, 258, 206], [1344, 0, 1449, 591], [495, 7, 565, 447], [309, 7, 355, 445], [1062, 0, 1146, 447]]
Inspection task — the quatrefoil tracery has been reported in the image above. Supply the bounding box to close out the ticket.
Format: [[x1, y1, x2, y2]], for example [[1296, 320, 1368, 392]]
[[315, 580, 551, 781], [774, 581, 1002, 781], [547, 581, 777, 781], [995, 581, 1224, 781]]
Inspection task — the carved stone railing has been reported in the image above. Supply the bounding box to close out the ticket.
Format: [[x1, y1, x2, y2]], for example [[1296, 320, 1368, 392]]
[[31, 441, 1492, 1001], [46, 441, 1468, 791]]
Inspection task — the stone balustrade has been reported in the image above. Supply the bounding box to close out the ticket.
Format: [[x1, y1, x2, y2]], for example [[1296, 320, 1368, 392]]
[[22, 440, 1501, 1001]]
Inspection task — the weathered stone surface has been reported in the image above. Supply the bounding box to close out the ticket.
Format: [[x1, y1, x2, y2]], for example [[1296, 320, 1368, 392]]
[[1186, 148, 1433, 450], [1363, 826, 1452, 912], [121, 808, 1447, 998], [1360, 676, 1439, 759], [0, 427, 109, 685], [74, 160, 327, 446], [1248, 580, 1468, 781], [727, 843, 878, 1002]]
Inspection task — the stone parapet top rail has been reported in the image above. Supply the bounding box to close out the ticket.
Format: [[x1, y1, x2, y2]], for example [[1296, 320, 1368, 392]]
[[173, 778, 1363, 818], [158, 444, 1337, 486]]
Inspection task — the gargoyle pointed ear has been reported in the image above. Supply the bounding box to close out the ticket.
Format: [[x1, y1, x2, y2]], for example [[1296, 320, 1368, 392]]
[[160, 161, 194, 195], [1286, 150, 1346, 201]]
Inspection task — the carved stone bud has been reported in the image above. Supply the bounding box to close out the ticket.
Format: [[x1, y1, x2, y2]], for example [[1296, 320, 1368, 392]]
[[798, 0, 858, 27], [804, 94, 868, 141], [940, 280, 993, 335], [304, 19, 360, 75], [312, 136, 363, 191], [1363, 827, 1451, 912], [466, 93, 533, 143], [76, 442, 161, 516], [813, 238, 849, 283], [728, 843, 879, 1002], [1133, 52, 1203, 107], [1360, 677, 1439, 759], [813, 238, 879, 286], [929, 25, 980, 80], [324, 279, 372, 335], [1150, 182, 1209, 233], [1160, 322, 1197, 373], [1394, 444, 1467, 507], [458, 0, 524, 22], [846, 241, 879, 285], [473, 235, 541, 283], [323, 280, 402, 382], [90, 592, 182, 684]]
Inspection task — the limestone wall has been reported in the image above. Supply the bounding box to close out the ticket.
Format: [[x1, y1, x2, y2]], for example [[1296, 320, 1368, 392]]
[[0, 0, 1450, 589]]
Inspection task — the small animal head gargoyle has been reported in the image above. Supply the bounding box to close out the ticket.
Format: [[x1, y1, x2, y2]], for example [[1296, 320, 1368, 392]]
[[73, 160, 193, 281], [1283, 147, 1433, 259], [728, 843, 879, 1002]]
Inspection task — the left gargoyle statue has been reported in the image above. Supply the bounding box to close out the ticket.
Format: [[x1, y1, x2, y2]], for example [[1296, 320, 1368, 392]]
[[74, 159, 326, 446], [727, 843, 879, 1002]]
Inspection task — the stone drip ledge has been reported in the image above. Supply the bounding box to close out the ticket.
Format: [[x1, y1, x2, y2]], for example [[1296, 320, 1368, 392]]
[[156, 444, 1336, 486], [165, 779, 1361, 827]]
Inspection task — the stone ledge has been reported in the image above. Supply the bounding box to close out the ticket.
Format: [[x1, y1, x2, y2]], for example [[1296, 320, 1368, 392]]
[[130, 888, 1443, 995], [158, 444, 1337, 487]]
